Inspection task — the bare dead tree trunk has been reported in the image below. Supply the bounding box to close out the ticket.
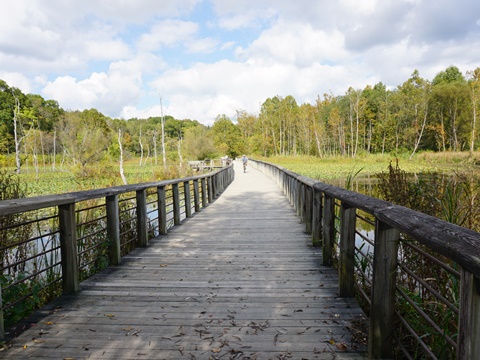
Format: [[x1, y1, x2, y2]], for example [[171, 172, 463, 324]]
[[471, 95, 477, 155], [410, 105, 429, 159], [13, 93, 21, 174], [159, 95, 167, 170], [118, 129, 127, 185], [139, 126, 144, 166], [177, 137, 183, 169], [53, 129, 56, 171]]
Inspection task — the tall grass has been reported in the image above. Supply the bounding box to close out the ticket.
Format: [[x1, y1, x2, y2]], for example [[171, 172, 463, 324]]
[[8, 159, 196, 196]]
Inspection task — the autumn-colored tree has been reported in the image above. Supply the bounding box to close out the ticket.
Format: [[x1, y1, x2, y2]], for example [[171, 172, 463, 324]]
[[56, 110, 111, 173]]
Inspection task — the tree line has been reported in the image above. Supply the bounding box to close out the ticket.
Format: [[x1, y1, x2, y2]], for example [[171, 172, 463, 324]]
[[237, 65, 480, 159], [1, 65, 479, 177], [0, 79, 237, 176]]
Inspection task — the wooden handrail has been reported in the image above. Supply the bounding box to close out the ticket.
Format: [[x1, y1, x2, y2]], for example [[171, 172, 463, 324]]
[[250, 159, 480, 360], [0, 165, 234, 341]]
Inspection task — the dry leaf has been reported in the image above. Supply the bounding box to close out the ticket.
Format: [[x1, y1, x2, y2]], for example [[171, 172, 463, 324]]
[[212, 348, 221, 353], [336, 342, 348, 351], [104, 313, 115, 317]]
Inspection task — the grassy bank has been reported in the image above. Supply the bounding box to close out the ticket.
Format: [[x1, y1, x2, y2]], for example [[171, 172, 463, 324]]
[[9, 159, 195, 197], [4, 151, 480, 197], [256, 152, 479, 183]]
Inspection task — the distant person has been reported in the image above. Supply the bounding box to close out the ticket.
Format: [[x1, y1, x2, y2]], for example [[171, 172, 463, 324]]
[[241, 155, 248, 173]]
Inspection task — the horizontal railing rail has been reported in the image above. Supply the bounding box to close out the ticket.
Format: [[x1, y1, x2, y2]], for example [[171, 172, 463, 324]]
[[250, 159, 480, 360], [0, 165, 234, 341]]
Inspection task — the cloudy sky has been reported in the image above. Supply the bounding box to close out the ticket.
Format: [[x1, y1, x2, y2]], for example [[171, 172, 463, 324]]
[[1, 0, 479, 125]]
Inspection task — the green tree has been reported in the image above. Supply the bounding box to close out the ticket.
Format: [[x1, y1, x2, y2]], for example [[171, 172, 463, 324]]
[[466, 68, 480, 154], [431, 66, 468, 151], [56, 110, 111, 174], [183, 124, 216, 160], [210, 115, 243, 158]]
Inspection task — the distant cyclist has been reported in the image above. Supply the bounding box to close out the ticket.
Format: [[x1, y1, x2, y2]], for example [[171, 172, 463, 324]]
[[241, 154, 248, 173]]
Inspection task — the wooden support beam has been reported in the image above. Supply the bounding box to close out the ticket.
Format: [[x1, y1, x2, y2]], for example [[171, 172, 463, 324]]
[[106, 195, 121, 265], [157, 186, 167, 235], [369, 219, 400, 359], [59, 202, 79, 294], [136, 189, 148, 247], [339, 202, 356, 297]]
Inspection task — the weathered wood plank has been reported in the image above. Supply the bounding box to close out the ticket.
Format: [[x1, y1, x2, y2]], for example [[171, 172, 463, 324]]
[[4, 162, 366, 359]]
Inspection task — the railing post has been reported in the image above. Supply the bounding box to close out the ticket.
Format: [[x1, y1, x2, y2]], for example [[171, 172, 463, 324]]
[[136, 189, 148, 247], [201, 178, 208, 207], [215, 173, 220, 198], [207, 177, 213, 203], [311, 188, 322, 246], [184, 181, 192, 218], [157, 185, 167, 234], [59, 202, 79, 294], [193, 179, 200, 213], [322, 194, 335, 266], [286, 176, 291, 203], [339, 202, 356, 297], [220, 170, 225, 192], [172, 183, 181, 225], [106, 195, 121, 265], [299, 183, 305, 222], [457, 269, 480, 359], [369, 219, 400, 359], [304, 185, 313, 234], [289, 177, 294, 206], [296, 181, 302, 217]]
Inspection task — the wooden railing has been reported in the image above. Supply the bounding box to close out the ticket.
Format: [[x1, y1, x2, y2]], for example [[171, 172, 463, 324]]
[[250, 159, 480, 360], [0, 165, 234, 341]]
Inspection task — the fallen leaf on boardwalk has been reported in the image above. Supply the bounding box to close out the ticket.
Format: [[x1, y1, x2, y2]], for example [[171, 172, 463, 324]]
[[104, 313, 115, 318], [23, 345, 27, 349], [212, 348, 221, 353], [336, 342, 348, 351], [328, 338, 336, 345], [160, 264, 168, 267], [44, 321, 54, 325]]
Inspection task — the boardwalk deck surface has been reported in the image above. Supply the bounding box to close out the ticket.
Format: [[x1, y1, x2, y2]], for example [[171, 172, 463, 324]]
[[5, 162, 367, 359]]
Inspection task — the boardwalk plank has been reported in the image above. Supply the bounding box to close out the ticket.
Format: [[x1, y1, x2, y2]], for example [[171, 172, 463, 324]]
[[4, 162, 367, 359]]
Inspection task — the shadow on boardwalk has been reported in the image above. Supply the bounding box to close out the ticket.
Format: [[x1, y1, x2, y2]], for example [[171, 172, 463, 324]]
[[4, 162, 367, 359]]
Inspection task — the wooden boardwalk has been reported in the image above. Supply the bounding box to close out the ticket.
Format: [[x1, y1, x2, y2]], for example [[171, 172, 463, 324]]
[[5, 162, 367, 359]]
